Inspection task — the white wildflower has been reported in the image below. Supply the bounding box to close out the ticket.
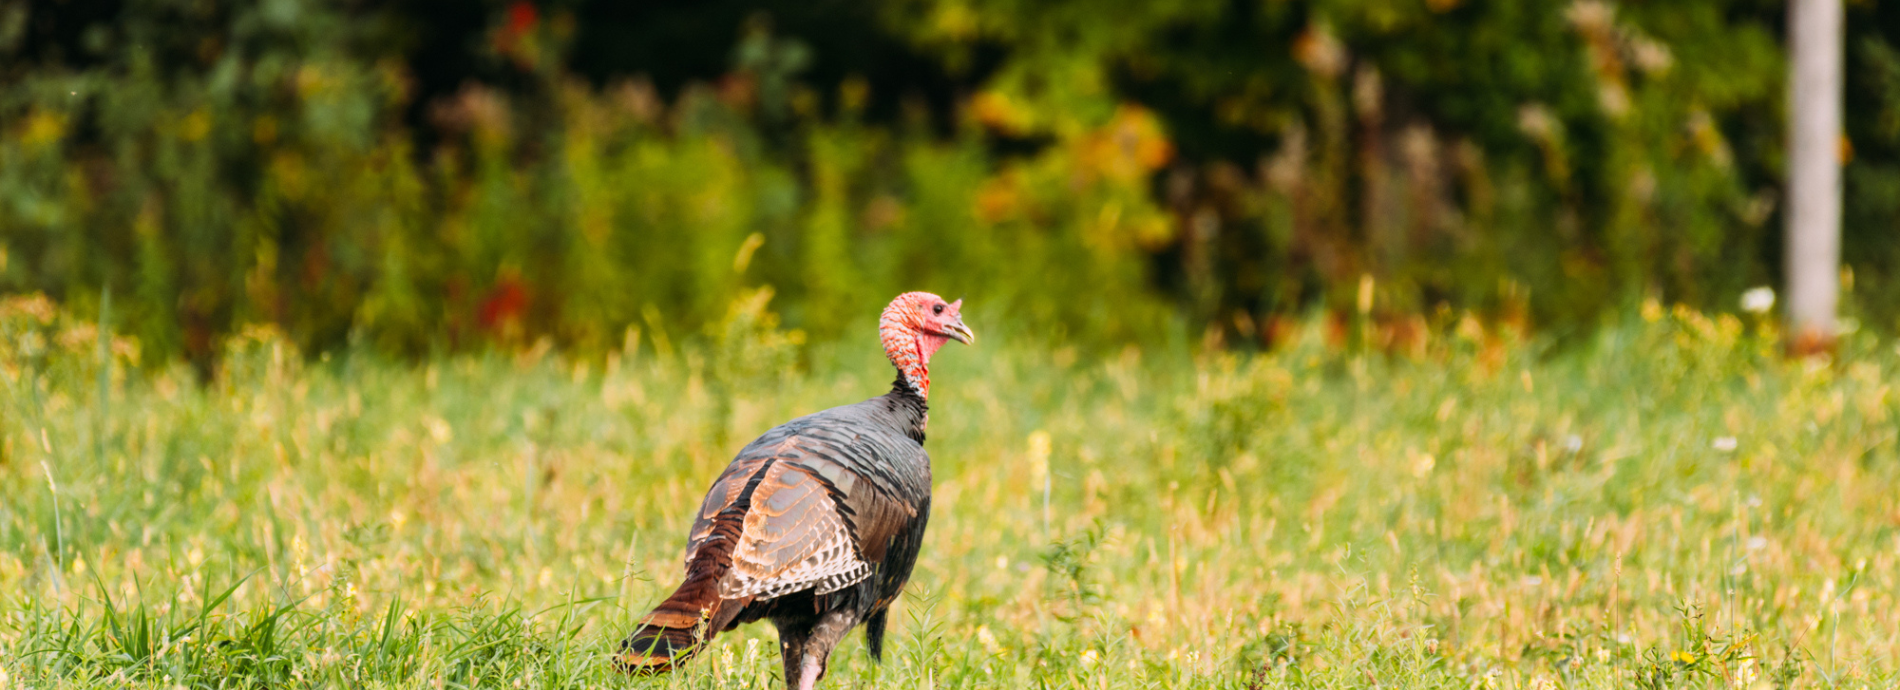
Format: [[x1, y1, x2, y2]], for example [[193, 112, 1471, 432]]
[[1629, 35, 1674, 74], [1712, 436, 1738, 452], [1733, 657, 1759, 688], [1741, 287, 1775, 314]]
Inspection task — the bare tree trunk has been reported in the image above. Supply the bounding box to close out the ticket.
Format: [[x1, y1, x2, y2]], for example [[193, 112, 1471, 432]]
[[1787, 0, 1843, 354]]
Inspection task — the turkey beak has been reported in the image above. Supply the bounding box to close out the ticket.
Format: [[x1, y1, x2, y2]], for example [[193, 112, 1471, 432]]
[[943, 317, 975, 346]]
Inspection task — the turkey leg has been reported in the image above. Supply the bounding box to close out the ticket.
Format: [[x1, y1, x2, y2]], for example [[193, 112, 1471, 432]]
[[776, 609, 859, 690]]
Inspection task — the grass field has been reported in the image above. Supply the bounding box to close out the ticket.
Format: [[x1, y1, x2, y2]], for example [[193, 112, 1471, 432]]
[[3, 293, 1898, 689]]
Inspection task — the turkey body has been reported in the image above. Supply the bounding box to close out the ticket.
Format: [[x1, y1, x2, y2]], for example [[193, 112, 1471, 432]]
[[618, 380, 932, 685]]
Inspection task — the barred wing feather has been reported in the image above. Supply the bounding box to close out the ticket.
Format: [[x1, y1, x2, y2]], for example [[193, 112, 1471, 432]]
[[725, 461, 874, 598]]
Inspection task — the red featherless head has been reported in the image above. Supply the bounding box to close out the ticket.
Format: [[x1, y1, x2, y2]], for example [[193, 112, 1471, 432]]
[[879, 292, 974, 398]]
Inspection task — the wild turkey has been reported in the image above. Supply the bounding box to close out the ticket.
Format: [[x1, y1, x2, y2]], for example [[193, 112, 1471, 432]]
[[617, 292, 973, 690]]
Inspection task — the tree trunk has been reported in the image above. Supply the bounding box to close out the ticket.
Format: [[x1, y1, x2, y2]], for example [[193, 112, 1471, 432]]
[[1787, 0, 1843, 354]]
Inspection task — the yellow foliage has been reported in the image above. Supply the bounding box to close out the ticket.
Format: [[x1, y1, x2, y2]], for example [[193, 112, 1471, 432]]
[[1075, 105, 1172, 183], [20, 111, 67, 150], [971, 90, 1034, 135], [180, 109, 212, 143], [974, 173, 1021, 224]]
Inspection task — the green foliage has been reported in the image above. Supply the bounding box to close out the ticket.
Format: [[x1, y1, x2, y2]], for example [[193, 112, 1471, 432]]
[[10, 0, 1899, 364], [0, 0, 1179, 368], [891, 0, 1790, 328]]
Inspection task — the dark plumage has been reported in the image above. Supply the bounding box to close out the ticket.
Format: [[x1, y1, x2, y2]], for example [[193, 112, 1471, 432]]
[[617, 292, 972, 690]]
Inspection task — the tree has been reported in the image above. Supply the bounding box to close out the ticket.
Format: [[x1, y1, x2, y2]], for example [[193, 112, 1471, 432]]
[[1788, 0, 1844, 353]]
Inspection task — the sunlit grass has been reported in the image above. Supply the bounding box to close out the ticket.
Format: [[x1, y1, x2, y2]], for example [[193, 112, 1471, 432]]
[[2, 294, 1897, 688]]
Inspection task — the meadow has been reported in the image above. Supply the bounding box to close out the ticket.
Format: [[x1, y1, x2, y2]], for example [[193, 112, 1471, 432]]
[[2, 292, 1898, 689]]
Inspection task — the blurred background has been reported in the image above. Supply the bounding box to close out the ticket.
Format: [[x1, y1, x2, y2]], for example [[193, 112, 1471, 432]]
[[0, 0, 1892, 369]]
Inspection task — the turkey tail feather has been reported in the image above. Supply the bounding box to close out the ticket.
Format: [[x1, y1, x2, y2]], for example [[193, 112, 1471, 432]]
[[616, 574, 734, 674]]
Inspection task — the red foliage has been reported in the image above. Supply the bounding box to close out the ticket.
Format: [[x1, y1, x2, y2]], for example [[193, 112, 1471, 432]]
[[506, 2, 538, 35], [478, 278, 530, 336], [494, 2, 538, 61]]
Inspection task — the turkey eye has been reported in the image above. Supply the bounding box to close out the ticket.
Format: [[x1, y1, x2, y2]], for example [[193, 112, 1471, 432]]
[[932, 304, 944, 315]]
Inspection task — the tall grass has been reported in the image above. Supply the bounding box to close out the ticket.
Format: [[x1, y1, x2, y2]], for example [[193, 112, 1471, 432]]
[[2, 292, 1897, 688]]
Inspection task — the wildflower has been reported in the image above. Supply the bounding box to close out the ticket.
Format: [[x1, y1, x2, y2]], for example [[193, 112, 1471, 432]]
[[976, 625, 1001, 654], [1080, 649, 1100, 668], [1565, 0, 1613, 33], [1518, 105, 1558, 141], [1733, 658, 1759, 688], [1294, 22, 1347, 78], [1641, 298, 1664, 322], [1629, 36, 1674, 74], [1712, 436, 1738, 452], [1740, 287, 1775, 314]]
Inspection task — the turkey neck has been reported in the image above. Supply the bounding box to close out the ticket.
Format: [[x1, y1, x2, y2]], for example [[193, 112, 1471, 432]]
[[880, 329, 941, 443], [880, 328, 948, 400], [885, 372, 930, 444], [879, 321, 948, 443]]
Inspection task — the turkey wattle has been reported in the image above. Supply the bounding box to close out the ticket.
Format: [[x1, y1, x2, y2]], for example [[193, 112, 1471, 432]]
[[616, 292, 973, 690]]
